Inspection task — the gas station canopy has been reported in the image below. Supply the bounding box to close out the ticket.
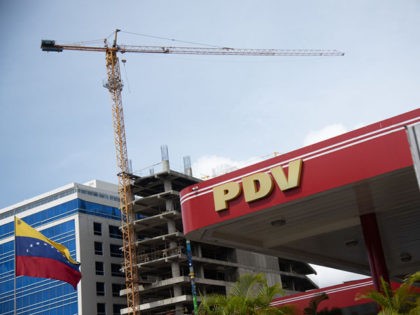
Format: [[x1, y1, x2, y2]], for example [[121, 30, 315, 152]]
[[181, 109, 420, 281]]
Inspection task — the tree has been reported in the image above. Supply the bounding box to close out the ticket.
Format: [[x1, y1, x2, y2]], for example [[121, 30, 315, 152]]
[[357, 272, 420, 315], [198, 273, 295, 315]]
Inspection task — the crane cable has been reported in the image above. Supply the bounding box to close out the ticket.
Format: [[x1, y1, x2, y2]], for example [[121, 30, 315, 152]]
[[119, 30, 225, 48]]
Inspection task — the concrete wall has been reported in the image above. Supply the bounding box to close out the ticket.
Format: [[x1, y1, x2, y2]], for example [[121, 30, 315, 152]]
[[235, 249, 282, 287]]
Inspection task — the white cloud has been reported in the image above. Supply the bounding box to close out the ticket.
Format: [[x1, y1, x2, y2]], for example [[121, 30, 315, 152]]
[[192, 124, 351, 180], [192, 155, 263, 179], [303, 123, 348, 146], [309, 265, 369, 288]]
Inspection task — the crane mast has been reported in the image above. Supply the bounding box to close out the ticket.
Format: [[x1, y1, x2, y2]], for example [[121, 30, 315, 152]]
[[104, 32, 140, 314], [41, 30, 344, 315]]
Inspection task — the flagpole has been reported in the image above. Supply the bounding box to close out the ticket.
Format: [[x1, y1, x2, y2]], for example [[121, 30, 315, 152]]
[[13, 216, 17, 315], [14, 251, 17, 315]]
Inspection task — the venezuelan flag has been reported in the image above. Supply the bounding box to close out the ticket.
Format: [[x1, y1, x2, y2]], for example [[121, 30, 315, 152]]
[[14, 217, 81, 289]]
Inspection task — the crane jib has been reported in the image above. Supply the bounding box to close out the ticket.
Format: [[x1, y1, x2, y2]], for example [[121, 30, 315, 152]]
[[41, 40, 345, 56]]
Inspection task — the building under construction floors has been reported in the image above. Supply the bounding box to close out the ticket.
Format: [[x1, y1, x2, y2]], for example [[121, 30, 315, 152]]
[[122, 148, 317, 315]]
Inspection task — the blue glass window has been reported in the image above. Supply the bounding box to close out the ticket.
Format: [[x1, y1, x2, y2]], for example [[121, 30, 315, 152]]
[[0, 220, 78, 314]]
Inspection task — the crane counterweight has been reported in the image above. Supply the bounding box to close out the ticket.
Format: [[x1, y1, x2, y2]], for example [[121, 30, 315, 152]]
[[41, 40, 63, 52]]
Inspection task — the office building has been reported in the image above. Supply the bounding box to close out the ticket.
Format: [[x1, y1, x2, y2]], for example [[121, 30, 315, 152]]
[[0, 180, 126, 315]]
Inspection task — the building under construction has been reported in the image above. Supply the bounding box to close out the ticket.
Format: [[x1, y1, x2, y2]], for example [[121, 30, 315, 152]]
[[121, 147, 317, 315]]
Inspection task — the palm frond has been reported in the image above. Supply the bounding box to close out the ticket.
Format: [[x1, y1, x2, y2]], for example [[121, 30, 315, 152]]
[[303, 292, 329, 315], [356, 272, 420, 315], [198, 273, 289, 314]]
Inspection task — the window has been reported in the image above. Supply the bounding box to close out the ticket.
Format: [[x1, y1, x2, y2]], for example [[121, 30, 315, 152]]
[[97, 303, 106, 315], [111, 263, 124, 277], [113, 304, 125, 315], [110, 244, 123, 258], [95, 261, 104, 275], [96, 282, 105, 296], [109, 225, 122, 239], [95, 242, 103, 255], [112, 283, 124, 297], [94, 222, 102, 236]]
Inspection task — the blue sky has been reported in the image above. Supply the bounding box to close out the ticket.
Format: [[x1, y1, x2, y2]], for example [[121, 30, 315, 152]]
[[1, 0, 419, 286]]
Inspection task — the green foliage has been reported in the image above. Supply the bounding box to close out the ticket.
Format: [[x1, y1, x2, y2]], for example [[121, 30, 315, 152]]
[[197, 273, 295, 315], [357, 272, 420, 315]]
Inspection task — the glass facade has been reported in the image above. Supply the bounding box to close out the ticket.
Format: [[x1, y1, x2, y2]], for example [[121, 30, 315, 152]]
[[0, 220, 78, 315], [0, 199, 121, 241], [0, 192, 122, 315]]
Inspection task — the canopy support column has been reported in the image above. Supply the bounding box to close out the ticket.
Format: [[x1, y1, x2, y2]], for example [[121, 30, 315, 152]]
[[360, 213, 390, 291]]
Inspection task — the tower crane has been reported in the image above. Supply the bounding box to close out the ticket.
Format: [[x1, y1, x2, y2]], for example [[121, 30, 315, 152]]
[[41, 29, 344, 315]]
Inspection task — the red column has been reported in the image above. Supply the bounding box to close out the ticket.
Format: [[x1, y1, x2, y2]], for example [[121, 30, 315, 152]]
[[360, 213, 390, 291]]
